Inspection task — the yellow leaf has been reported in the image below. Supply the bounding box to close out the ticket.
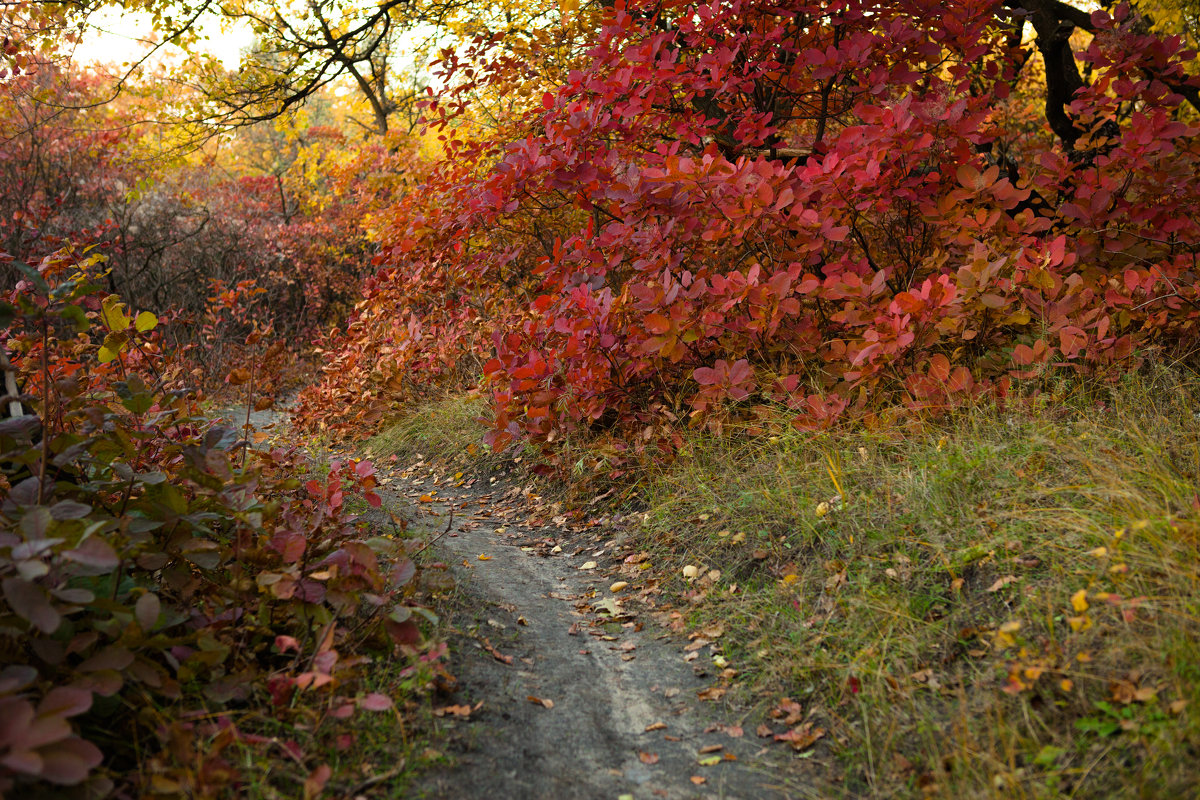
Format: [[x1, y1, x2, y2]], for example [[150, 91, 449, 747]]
[[1088, 546, 1107, 557], [478, 554, 491, 561], [134, 310, 158, 332], [698, 755, 721, 766], [1060, 679, 1074, 692], [610, 581, 628, 592], [97, 345, 119, 364], [1071, 589, 1089, 613], [100, 296, 130, 332], [780, 574, 799, 585]]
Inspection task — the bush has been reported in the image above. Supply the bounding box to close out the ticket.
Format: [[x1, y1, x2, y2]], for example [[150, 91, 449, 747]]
[[0, 248, 432, 795]]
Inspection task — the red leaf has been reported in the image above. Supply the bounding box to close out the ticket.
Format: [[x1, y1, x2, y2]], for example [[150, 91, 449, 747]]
[[645, 313, 671, 334], [358, 692, 394, 711], [36, 736, 103, 785], [37, 687, 92, 719], [2, 578, 60, 633]]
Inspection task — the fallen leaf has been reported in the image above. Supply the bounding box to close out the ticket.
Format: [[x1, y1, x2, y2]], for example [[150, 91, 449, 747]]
[[1071, 589, 1089, 613], [610, 581, 629, 592], [434, 704, 472, 718], [770, 698, 804, 725], [478, 554, 492, 561], [697, 687, 726, 701], [527, 695, 554, 709], [698, 744, 723, 754], [775, 723, 825, 752], [638, 751, 659, 765], [987, 575, 1018, 592], [698, 755, 722, 766], [756, 724, 773, 738], [644, 721, 666, 732], [580, 561, 597, 570], [690, 776, 707, 785], [725, 726, 744, 738], [483, 640, 513, 665]]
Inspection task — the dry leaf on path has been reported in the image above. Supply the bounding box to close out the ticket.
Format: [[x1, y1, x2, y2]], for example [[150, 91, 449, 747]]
[[775, 723, 825, 751], [987, 575, 1018, 592], [527, 695, 554, 709], [638, 751, 659, 765], [434, 704, 472, 718]]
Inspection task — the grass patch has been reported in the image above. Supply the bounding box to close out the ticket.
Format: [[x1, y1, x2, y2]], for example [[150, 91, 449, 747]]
[[363, 392, 499, 470], [636, 367, 1200, 798]]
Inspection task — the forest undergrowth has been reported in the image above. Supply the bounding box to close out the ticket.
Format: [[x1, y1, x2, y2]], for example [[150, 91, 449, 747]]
[[369, 364, 1200, 798]]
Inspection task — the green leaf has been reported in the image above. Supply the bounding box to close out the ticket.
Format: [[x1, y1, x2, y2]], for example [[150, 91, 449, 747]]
[[1033, 745, 1064, 767], [120, 392, 153, 415], [0, 301, 16, 330], [11, 261, 49, 294], [59, 304, 90, 333]]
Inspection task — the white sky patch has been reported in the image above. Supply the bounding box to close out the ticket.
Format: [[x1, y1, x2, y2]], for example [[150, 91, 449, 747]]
[[72, 6, 254, 71]]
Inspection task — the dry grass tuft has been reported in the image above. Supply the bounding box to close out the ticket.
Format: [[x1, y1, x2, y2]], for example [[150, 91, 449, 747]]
[[636, 365, 1200, 798]]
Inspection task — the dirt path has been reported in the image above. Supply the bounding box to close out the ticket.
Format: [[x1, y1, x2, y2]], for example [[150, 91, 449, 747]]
[[216, 400, 806, 799], [386, 464, 805, 800]]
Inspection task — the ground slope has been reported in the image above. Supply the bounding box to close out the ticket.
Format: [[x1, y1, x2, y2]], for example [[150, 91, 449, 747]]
[[388, 469, 802, 800]]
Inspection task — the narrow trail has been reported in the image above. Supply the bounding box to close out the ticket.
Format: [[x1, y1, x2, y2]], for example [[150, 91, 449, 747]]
[[386, 465, 803, 800], [215, 399, 806, 799]]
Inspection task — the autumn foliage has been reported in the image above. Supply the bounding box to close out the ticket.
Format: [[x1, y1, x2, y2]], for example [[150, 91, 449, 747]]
[[298, 0, 1200, 464], [0, 251, 432, 793], [4, 0, 1200, 791]]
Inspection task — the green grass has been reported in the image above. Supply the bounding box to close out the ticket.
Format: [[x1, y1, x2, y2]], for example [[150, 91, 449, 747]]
[[362, 392, 499, 470], [634, 366, 1200, 798]]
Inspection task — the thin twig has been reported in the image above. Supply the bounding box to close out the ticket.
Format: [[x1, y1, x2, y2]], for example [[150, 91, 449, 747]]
[[347, 762, 406, 795], [411, 508, 455, 559]]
